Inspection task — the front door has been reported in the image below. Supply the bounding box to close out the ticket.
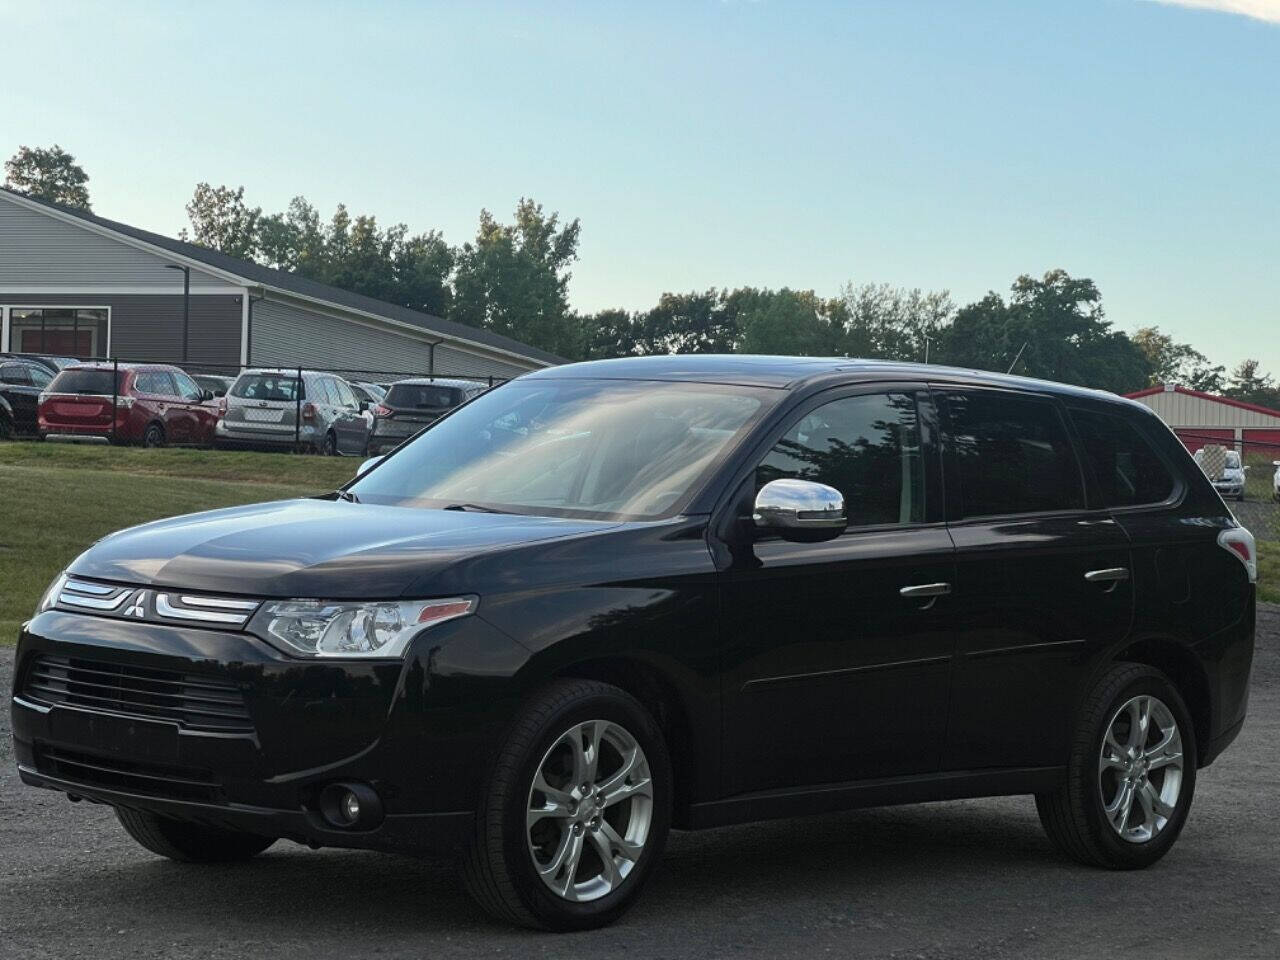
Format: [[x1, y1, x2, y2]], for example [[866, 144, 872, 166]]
[[934, 388, 1134, 772], [717, 386, 957, 797]]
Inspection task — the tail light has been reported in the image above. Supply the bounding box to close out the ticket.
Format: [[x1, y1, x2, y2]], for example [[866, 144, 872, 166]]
[[373, 404, 392, 418], [301, 402, 317, 423], [116, 395, 135, 408], [1218, 526, 1257, 583]]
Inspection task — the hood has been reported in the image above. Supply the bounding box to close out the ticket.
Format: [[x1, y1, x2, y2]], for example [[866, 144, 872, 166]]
[[68, 498, 619, 599]]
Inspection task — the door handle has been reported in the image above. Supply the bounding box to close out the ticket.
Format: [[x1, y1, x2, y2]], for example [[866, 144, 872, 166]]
[[1084, 568, 1130, 583], [1084, 567, 1130, 593], [899, 583, 952, 598]]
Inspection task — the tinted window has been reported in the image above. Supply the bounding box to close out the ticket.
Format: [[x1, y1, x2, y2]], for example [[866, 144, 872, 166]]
[[232, 374, 301, 402], [1069, 407, 1177, 507], [0, 363, 30, 385], [386, 383, 465, 409], [47, 369, 125, 395], [29, 365, 52, 387], [757, 392, 926, 527], [942, 391, 1083, 518]]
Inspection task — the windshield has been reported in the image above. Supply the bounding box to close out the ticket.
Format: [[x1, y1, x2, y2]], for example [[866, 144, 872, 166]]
[[232, 373, 302, 402], [350, 378, 773, 520], [1225, 452, 1241, 469], [47, 368, 125, 395], [386, 383, 464, 409]]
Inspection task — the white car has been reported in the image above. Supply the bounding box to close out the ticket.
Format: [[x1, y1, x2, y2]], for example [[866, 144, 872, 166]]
[[1194, 447, 1248, 501]]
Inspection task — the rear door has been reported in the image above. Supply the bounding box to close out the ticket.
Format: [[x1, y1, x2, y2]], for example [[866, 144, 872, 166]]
[[42, 367, 121, 432], [173, 370, 216, 444], [136, 370, 188, 442], [936, 387, 1133, 772], [1, 362, 41, 431]]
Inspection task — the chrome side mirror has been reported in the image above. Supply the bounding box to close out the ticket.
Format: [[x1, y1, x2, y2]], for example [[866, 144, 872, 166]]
[[753, 478, 846, 542], [356, 455, 384, 478]]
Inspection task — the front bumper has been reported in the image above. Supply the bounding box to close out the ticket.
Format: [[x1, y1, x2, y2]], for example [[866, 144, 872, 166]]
[[9, 610, 512, 855]]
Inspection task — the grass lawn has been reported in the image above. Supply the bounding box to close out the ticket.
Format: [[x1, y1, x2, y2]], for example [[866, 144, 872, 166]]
[[0, 442, 357, 642]]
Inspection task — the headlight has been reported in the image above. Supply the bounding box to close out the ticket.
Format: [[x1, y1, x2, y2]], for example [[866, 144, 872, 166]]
[[259, 596, 476, 659], [35, 572, 68, 615]]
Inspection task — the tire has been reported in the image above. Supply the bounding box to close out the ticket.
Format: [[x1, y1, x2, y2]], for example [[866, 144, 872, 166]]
[[322, 430, 338, 456], [115, 807, 275, 862], [462, 679, 673, 931], [142, 422, 166, 448], [1036, 663, 1197, 870]]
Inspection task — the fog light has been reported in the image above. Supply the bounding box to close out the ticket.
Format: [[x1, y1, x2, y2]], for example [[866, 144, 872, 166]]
[[317, 781, 384, 830]]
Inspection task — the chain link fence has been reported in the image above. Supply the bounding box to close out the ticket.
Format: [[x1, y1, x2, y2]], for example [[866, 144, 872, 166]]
[[1178, 431, 1280, 603]]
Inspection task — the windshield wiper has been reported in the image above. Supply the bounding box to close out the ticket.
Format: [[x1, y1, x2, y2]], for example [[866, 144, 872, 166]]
[[441, 502, 510, 514], [335, 489, 360, 503]]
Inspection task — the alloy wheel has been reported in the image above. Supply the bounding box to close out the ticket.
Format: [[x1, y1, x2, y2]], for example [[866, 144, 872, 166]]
[[526, 719, 653, 902], [1098, 695, 1184, 843]]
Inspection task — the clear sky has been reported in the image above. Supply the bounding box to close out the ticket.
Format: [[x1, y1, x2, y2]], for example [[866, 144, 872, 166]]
[[2, 0, 1277, 373]]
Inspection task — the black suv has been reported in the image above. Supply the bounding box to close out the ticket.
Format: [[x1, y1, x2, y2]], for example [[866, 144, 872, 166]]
[[11, 356, 1256, 930], [0, 355, 56, 437]]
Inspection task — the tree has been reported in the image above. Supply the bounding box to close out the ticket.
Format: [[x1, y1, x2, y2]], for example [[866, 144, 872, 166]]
[[1225, 359, 1280, 408], [1131, 326, 1225, 392], [730, 287, 848, 356], [940, 270, 1149, 394], [4, 144, 91, 210], [452, 199, 583, 358], [840, 283, 955, 361], [182, 183, 261, 260]]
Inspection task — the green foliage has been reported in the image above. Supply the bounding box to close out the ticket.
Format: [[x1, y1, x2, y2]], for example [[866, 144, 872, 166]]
[[938, 270, 1150, 394], [1225, 359, 1280, 409], [4, 144, 91, 210], [840, 284, 954, 361], [1132, 326, 1226, 392], [182, 183, 260, 260], [451, 199, 582, 359]]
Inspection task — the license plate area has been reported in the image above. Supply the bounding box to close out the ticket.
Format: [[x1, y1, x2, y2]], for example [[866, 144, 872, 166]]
[[48, 706, 180, 764], [243, 407, 285, 423]]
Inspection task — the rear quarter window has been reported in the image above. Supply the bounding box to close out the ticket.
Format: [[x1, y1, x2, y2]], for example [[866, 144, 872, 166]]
[[1069, 406, 1178, 507]]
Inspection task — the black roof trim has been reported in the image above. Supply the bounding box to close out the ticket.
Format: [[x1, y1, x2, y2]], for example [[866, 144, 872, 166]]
[[0, 187, 564, 366]]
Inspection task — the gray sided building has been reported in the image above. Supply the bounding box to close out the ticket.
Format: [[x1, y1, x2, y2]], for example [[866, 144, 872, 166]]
[[0, 188, 562, 381]]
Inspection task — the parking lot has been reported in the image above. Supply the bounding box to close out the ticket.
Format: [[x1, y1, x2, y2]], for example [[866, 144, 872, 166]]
[[2, 604, 1276, 959]]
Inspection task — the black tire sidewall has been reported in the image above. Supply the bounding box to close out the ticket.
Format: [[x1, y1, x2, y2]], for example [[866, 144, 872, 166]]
[[1078, 670, 1198, 868], [323, 432, 337, 456], [143, 424, 164, 447], [500, 690, 672, 930]]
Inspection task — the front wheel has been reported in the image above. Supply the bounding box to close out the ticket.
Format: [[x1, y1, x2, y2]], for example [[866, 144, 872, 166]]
[[462, 679, 672, 931], [115, 807, 275, 862], [1036, 663, 1196, 869]]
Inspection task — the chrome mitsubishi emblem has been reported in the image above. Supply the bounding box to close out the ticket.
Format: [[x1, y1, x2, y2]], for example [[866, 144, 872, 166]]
[[124, 590, 149, 618]]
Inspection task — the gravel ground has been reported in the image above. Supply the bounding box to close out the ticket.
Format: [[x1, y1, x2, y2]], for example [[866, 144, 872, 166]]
[[3, 607, 1278, 960]]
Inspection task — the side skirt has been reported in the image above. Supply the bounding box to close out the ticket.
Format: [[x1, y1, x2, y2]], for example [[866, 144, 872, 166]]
[[683, 766, 1064, 830]]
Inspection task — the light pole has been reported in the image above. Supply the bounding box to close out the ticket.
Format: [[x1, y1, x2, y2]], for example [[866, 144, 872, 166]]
[[164, 264, 191, 363]]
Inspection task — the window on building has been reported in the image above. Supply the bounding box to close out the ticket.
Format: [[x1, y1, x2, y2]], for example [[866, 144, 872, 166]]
[[8, 308, 106, 358]]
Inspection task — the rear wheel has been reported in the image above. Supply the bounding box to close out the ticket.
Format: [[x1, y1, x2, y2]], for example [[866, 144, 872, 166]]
[[115, 807, 275, 862], [142, 422, 165, 448], [1036, 663, 1196, 869], [462, 679, 672, 930]]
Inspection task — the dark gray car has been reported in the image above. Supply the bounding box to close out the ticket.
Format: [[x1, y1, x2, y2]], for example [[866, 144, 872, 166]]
[[366, 377, 486, 455], [215, 369, 371, 455]]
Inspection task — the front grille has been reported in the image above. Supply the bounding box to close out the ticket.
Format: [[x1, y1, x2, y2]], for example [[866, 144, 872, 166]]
[[22, 654, 253, 733], [35, 745, 225, 803]]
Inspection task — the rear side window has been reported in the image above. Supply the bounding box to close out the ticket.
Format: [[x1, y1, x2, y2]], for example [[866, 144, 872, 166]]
[[134, 371, 177, 396], [941, 390, 1084, 518], [386, 383, 465, 409], [757, 392, 927, 528], [47, 369, 124, 395], [0, 363, 31, 385], [1070, 407, 1177, 507], [232, 374, 301, 402]]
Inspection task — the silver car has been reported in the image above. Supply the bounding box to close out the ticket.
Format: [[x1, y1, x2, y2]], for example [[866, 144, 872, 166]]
[[215, 369, 371, 455]]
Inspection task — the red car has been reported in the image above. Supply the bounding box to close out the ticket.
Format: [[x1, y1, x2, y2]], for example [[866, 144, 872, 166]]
[[38, 363, 219, 447]]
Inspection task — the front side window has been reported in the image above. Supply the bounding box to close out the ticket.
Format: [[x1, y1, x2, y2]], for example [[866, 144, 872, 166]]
[[756, 392, 926, 528], [351, 379, 774, 520], [1069, 407, 1177, 507], [28, 365, 52, 387], [942, 390, 1083, 518], [173, 372, 203, 402]]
